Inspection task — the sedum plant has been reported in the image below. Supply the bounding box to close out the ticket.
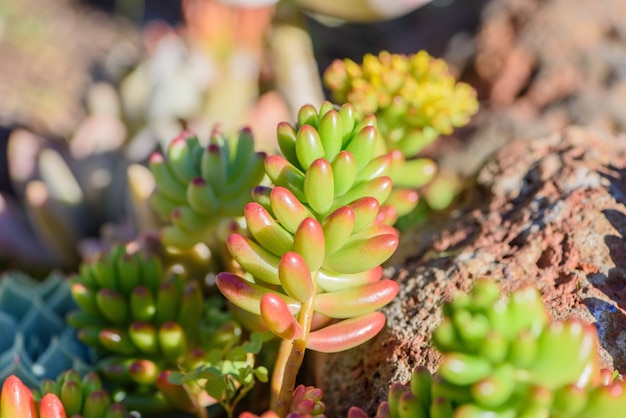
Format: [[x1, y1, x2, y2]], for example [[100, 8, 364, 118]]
[[323, 51, 479, 219], [1, 375, 68, 418], [0, 271, 93, 388], [67, 244, 242, 415], [150, 128, 266, 272], [35, 370, 127, 418], [215, 102, 400, 416], [349, 279, 626, 418]]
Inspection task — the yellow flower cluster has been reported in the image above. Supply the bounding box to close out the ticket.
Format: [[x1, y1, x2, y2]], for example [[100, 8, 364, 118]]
[[324, 51, 478, 156]]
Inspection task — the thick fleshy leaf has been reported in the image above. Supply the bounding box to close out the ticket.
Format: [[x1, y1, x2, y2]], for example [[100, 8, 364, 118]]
[[529, 320, 599, 389], [201, 143, 227, 191], [306, 312, 386, 353], [279, 252, 314, 302], [1, 375, 37, 418], [158, 321, 187, 362], [331, 151, 358, 197], [264, 156, 305, 201], [304, 159, 334, 215], [322, 206, 356, 255], [245, 203, 294, 257], [346, 126, 377, 171], [332, 176, 392, 209], [384, 188, 419, 217], [391, 156, 438, 188], [317, 266, 383, 293], [227, 234, 280, 285], [314, 280, 399, 318], [349, 197, 380, 233], [270, 187, 313, 234], [277, 122, 298, 166], [39, 392, 67, 418], [187, 177, 219, 216], [293, 218, 325, 272], [323, 234, 398, 274], [296, 125, 325, 170], [356, 154, 392, 183], [260, 293, 303, 340], [297, 104, 319, 129], [318, 109, 343, 160], [216, 272, 299, 316]]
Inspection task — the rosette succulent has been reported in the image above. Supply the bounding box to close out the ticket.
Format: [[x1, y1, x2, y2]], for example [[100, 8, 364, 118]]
[[323, 50, 479, 218], [349, 279, 626, 417], [67, 245, 241, 414], [0, 271, 93, 389], [150, 128, 266, 272], [215, 102, 400, 415]]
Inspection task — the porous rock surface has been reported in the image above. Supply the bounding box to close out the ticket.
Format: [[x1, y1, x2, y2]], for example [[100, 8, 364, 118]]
[[316, 126, 626, 415]]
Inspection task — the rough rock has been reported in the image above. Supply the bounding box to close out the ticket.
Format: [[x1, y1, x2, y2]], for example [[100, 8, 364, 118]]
[[316, 126, 626, 415]]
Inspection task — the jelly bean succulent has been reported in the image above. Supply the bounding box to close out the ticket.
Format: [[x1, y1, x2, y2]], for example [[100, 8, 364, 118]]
[[215, 102, 400, 416], [0, 271, 93, 388], [323, 51, 479, 218], [36, 370, 127, 418], [150, 128, 266, 272], [1, 375, 68, 418], [67, 244, 244, 415], [349, 279, 626, 418]]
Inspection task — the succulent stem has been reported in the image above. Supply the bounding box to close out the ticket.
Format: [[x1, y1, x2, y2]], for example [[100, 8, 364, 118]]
[[275, 283, 317, 416], [274, 339, 307, 416]]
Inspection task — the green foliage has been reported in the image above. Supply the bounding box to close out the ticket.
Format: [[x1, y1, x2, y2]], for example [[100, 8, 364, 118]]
[[67, 244, 243, 415], [215, 102, 400, 415], [169, 332, 269, 418], [36, 370, 127, 418], [324, 50, 479, 223], [150, 129, 266, 252], [349, 280, 626, 418]]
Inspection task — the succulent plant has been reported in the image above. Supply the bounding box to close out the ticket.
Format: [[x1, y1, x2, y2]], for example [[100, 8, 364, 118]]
[[149, 128, 266, 273], [0, 271, 93, 389], [239, 384, 326, 418], [36, 370, 127, 418], [349, 279, 626, 418], [323, 50, 479, 219], [1, 375, 66, 418], [67, 244, 242, 415], [215, 102, 400, 416]]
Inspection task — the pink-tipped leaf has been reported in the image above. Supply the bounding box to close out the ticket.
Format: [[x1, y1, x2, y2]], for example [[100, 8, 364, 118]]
[[279, 252, 315, 302], [306, 312, 386, 353], [261, 293, 303, 340], [294, 218, 325, 272], [314, 280, 399, 318]]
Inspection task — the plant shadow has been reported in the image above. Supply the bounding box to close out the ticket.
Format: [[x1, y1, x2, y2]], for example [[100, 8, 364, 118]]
[[583, 165, 626, 372]]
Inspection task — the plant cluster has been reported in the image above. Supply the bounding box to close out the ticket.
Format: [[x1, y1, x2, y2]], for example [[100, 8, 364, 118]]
[[349, 280, 626, 417], [67, 244, 245, 414], [324, 50, 479, 215], [150, 128, 265, 269], [215, 101, 402, 415], [0, 48, 485, 418]]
